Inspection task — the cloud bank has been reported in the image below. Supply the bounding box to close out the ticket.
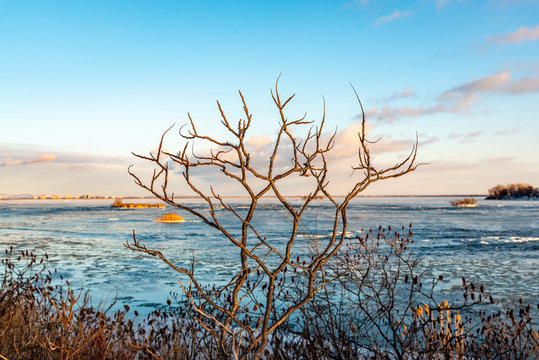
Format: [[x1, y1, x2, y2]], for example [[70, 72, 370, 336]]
[[1, 154, 57, 167], [366, 71, 539, 122]]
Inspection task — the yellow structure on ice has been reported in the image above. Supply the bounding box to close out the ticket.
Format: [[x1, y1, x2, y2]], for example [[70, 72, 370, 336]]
[[155, 213, 184, 223]]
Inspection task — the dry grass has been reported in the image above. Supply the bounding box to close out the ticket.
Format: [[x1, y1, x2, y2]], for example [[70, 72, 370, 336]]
[[1, 244, 537, 359]]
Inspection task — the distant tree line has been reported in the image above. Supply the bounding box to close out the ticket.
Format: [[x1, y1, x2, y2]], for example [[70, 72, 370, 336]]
[[486, 183, 539, 200]]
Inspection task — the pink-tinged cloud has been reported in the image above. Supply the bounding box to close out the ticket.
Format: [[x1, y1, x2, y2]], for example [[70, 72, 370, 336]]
[[367, 71, 539, 122], [246, 135, 273, 150], [326, 122, 415, 160], [362, 156, 539, 196], [372, 88, 416, 104], [391, 87, 416, 99], [367, 106, 427, 119], [448, 130, 482, 143], [419, 134, 440, 146], [493, 126, 520, 136], [0, 145, 134, 169], [25, 154, 57, 164], [1, 159, 24, 166], [488, 25, 539, 45], [0, 145, 151, 196], [155, 121, 417, 195], [441, 71, 539, 97], [375, 10, 414, 25], [1, 154, 57, 166], [441, 72, 511, 98], [365, 103, 453, 123]]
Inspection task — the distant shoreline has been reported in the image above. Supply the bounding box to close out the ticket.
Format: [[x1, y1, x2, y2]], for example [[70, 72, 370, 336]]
[[0, 194, 488, 201]]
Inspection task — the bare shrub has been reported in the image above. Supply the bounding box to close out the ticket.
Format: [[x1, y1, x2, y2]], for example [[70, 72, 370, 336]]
[[279, 225, 539, 359], [126, 79, 419, 359]]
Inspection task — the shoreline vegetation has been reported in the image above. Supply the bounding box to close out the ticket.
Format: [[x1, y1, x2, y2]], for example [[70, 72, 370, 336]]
[[450, 198, 478, 207], [3, 184, 537, 202], [1, 184, 537, 202], [1, 235, 537, 359], [111, 199, 165, 209], [486, 183, 539, 200]]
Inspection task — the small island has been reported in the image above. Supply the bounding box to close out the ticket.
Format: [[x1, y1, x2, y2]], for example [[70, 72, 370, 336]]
[[486, 183, 538, 200], [450, 198, 477, 207], [155, 213, 184, 223], [112, 199, 165, 209]]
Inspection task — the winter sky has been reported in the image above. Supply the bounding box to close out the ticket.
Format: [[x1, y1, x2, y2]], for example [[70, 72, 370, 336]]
[[1, 0, 538, 196]]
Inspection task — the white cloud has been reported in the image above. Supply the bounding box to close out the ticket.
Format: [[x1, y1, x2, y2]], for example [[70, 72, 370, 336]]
[[429, 0, 464, 11], [433, 0, 450, 10], [343, 0, 369, 8]]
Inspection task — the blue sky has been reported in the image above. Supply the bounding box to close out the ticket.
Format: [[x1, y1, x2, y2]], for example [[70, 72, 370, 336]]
[[1, 0, 538, 196]]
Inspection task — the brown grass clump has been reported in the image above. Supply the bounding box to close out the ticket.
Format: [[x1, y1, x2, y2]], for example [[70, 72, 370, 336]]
[[450, 198, 477, 207], [0, 248, 135, 359], [0, 248, 242, 359]]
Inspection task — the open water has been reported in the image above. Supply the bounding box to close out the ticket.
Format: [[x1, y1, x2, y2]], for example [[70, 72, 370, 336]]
[[0, 197, 537, 313]]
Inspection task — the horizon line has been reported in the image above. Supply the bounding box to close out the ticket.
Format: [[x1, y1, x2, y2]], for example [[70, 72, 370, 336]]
[[0, 194, 489, 201]]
